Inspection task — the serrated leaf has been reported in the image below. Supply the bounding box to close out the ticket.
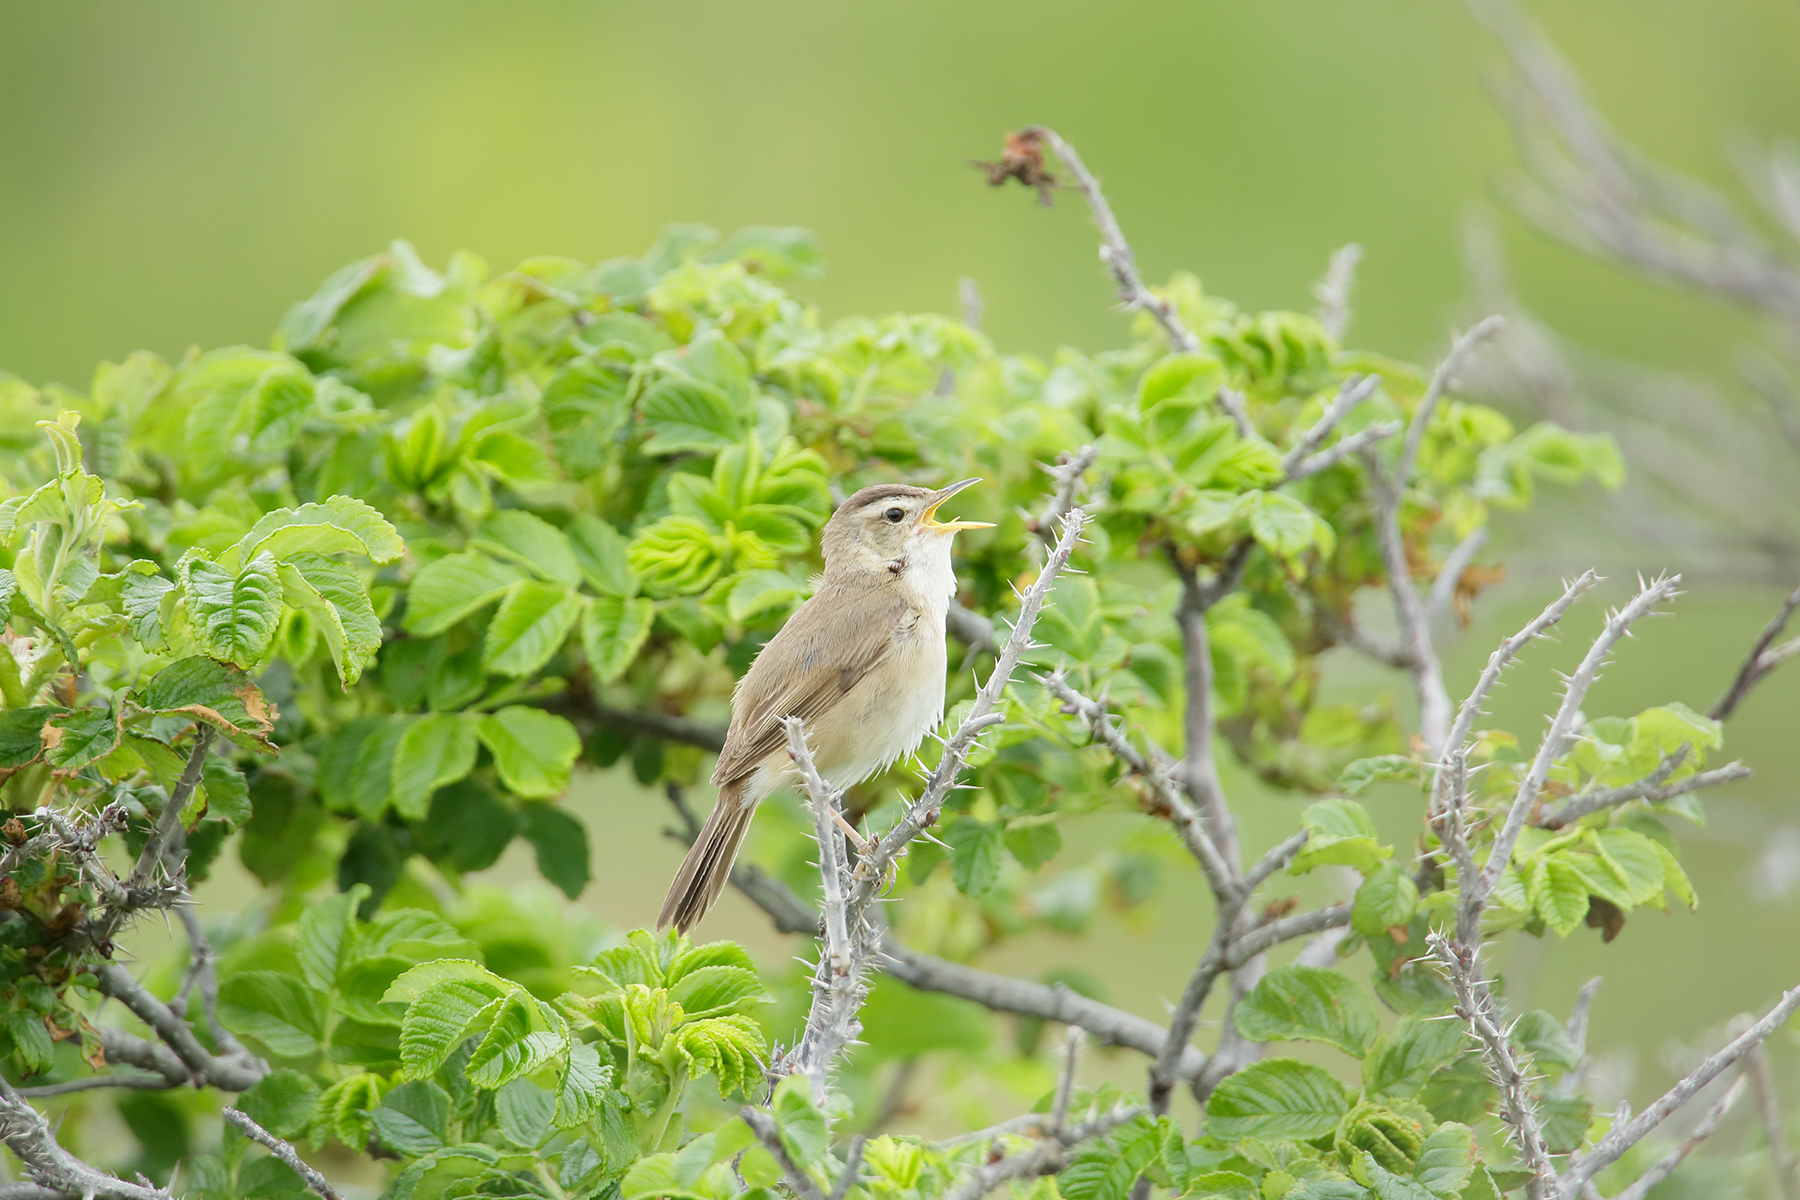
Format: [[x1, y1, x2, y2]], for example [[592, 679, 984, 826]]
[[1351, 1151, 1435, 1200], [669, 966, 771, 1020], [40, 707, 120, 771], [228, 495, 403, 568], [0, 706, 61, 770], [671, 1012, 766, 1099], [400, 978, 511, 1077], [640, 378, 742, 454], [1233, 966, 1378, 1056], [567, 514, 638, 597], [466, 993, 565, 1089], [1539, 1092, 1594, 1154], [1411, 1122, 1474, 1198], [295, 887, 366, 994], [278, 553, 383, 687], [1204, 1058, 1350, 1140], [945, 818, 1004, 897], [473, 510, 582, 587], [391, 714, 479, 821], [199, 755, 251, 827], [481, 579, 580, 677], [1353, 864, 1419, 938], [1292, 799, 1389, 874], [1510, 1011, 1581, 1071], [772, 1074, 829, 1168], [403, 550, 526, 636], [581, 595, 655, 683], [182, 551, 283, 667], [478, 706, 580, 798], [555, 1040, 612, 1129], [218, 970, 325, 1058], [1249, 491, 1325, 560], [1529, 857, 1591, 936], [1340, 755, 1425, 796], [1363, 1015, 1469, 1099], [495, 1078, 557, 1150], [119, 563, 174, 650], [134, 656, 276, 752], [371, 1079, 451, 1156]]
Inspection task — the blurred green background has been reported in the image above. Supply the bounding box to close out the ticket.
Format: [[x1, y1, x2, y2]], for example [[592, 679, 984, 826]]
[[5, 0, 1798, 1130]]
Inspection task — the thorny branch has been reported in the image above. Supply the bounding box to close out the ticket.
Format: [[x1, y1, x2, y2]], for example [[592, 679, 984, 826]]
[[1609, 1075, 1748, 1200], [0, 1077, 167, 1200], [1539, 760, 1751, 829], [1314, 243, 1363, 342], [221, 1109, 345, 1200], [1561, 985, 1800, 1198], [741, 1105, 828, 1200], [943, 1105, 1149, 1200]]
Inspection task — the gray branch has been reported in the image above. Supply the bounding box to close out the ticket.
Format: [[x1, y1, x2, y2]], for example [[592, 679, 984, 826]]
[[741, 1105, 827, 1200], [1540, 761, 1751, 829], [946, 601, 998, 657], [1427, 527, 1490, 625], [1280, 373, 1383, 476], [1710, 583, 1800, 721], [1023, 126, 1200, 356], [1610, 1075, 1748, 1200], [1040, 671, 1233, 895], [92, 963, 263, 1092], [943, 1104, 1148, 1200], [221, 1109, 343, 1200], [1746, 1045, 1797, 1200], [1561, 985, 1800, 1198], [1033, 446, 1100, 541], [0, 1078, 168, 1200]]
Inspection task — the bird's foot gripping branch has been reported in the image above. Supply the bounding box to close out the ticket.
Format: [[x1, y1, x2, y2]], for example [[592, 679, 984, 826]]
[[0, 127, 1795, 1200]]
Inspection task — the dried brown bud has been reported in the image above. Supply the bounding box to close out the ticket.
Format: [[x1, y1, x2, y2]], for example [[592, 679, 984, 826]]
[[1, 817, 24, 845]]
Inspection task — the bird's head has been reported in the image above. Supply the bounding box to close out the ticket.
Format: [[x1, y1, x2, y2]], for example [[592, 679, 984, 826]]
[[821, 478, 993, 575]]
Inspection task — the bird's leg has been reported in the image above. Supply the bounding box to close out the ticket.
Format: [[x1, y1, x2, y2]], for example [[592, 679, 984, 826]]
[[833, 810, 871, 854]]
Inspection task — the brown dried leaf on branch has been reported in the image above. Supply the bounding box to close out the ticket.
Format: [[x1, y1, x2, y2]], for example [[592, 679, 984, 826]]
[[973, 129, 1058, 205]]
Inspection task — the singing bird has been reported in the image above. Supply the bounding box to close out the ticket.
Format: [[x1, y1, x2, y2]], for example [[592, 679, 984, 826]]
[[657, 479, 992, 932]]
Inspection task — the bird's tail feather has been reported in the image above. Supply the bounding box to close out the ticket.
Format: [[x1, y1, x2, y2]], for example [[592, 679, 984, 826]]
[[658, 786, 754, 933]]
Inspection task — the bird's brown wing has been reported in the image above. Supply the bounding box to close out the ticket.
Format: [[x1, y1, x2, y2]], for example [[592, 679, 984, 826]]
[[710, 581, 915, 788]]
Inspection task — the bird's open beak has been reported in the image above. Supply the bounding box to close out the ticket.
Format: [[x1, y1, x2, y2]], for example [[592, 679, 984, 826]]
[[921, 477, 995, 532]]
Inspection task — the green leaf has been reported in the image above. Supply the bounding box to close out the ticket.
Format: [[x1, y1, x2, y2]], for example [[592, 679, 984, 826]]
[[1411, 1123, 1474, 1198], [474, 510, 582, 587], [671, 1012, 766, 1098], [41, 707, 120, 771], [495, 1078, 557, 1150], [945, 818, 1004, 897], [1528, 857, 1590, 936], [7, 1011, 54, 1075], [466, 992, 564, 1088], [350, 717, 408, 821], [727, 569, 809, 623], [391, 714, 479, 821], [1510, 1011, 1581, 1071], [1204, 1058, 1350, 1140], [1232, 966, 1378, 1056], [1291, 800, 1389, 874], [295, 887, 366, 994], [0, 706, 60, 770], [239, 1069, 320, 1141], [399, 977, 512, 1077], [119, 564, 175, 650], [1538, 1092, 1594, 1154], [278, 553, 383, 687], [371, 1079, 451, 1156], [567, 514, 638, 597], [181, 551, 283, 667], [1351, 1152, 1435, 1200], [1353, 864, 1419, 938], [478, 706, 581, 798], [403, 550, 526, 636], [199, 756, 251, 828], [581, 595, 656, 683], [229, 495, 403, 568], [772, 1074, 829, 1168], [1339, 755, 1426, 796], [1249, 491, 1326, 560], [640, 378, 742, 454], [555, 1040, 612, 1129], [520, 804, 591, 899], [218, 971, 325, 1058], [135, 656, 277, 752], [1004, 820, 1063, 870], [669, 966, 771, 1020], [1362, 1016, 1468, 1099], [481, 579, 581, 677]]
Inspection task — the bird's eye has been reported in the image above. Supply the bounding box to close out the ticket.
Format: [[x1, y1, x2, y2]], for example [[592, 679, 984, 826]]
[[884, 507, 905, 523]]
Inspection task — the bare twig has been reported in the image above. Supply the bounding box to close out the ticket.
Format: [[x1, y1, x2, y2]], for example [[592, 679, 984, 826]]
[[1561, 977, 1603, 1095], [1286, 421, 1402, 481], [1224, 902, 1353, 967], [1540, 761, 1751, 829], [943, 1105, 1148, 1200], [1428, 934, 1557, 1196], [946, 601, 998, 657], [1034, 447, 1100, 540], [827, 1136, 867, 1200], [1710, 583, 1800, 721], [1040, 671, 1232, 896], [1610, 1075, 1749, 1200], [1280, 374, 1383, 475], [16, 1074, 176, 1099], [1051, 1027, 1084, 1135], [221, 1109, 343, 1200], [1402, 317, 1507, 485], [125, 727, 213, 893], [0, 1078, 168, 1200], [1021, 127, 1200, 355], [1175, 565, 1239, 872], [583, 698, 727, 752], [91, 963, 263, 1091], [1314, 243, 1364, 342], [877, 937, 1209, 1082], [1561, 985, 1800, 1197], [741, 1105, 827, 1200]]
